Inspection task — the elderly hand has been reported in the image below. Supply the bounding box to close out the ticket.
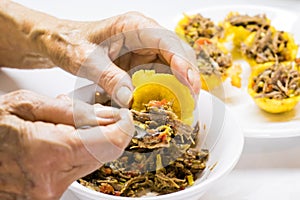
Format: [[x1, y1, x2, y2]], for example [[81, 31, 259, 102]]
[[1, 2, 200, 107], [0, 90, 134, 200], [32, 12, 200, 107]]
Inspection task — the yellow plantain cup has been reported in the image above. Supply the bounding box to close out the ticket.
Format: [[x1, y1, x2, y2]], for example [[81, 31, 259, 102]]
[[248, 62, 300, 113], [131, 70, 195, 125], [220, 12, 271, 46]]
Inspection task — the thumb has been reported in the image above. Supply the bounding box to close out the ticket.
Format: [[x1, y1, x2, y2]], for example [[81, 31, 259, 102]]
[[77, 46, 134, 108]]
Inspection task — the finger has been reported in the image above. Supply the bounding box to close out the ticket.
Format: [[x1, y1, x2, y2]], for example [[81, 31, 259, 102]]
[[98, 62, 133, 108], [2, 90, 73, 124], [79, 47, 134, 108], [93, 104, 120, 125], [76, 108, 134, 164], [137, 28, 200, 96], [2, 90, 102, 127], [171, 54, 201, 98], [159, 35, 201, 96]]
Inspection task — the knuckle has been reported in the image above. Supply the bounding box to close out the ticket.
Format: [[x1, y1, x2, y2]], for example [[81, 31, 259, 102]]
[[1, 90, 35, 107], [100, 69, 115, 87], [5, 91, 38, 119], [0, 117, 24, 152], [0, 90, 38, 120], [99, 70, 122, 92]]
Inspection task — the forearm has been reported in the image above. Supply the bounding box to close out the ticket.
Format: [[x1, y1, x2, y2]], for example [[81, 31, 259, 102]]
[[0, 0, 100, 70], [0, 0, 55, 69], [0, 0, 115, 73]]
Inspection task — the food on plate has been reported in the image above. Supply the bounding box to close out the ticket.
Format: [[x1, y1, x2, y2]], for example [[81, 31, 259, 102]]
[[248, 62, 300, 113], [296, 58, 300, 66], [220, 12, 298, 66], [193, 38, 242, 90], [78, 70, 209, 197], [175, 13, 224, 45], [175, 13, 243, 90], [241, 27, 299, 67], [175, 10, 300, 115], [221, 12, 271, 47]]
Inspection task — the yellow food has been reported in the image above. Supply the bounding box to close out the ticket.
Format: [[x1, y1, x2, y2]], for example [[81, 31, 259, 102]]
[[200, 73, 222, 91], [200, 65, 242, 90], [132, 70, 195, 125], [193, 38, 242, 90], [175, 13, 223, 45], [175, 11, 300, 115], [221, 12, 271, 47], [248, 62, 300, 113]]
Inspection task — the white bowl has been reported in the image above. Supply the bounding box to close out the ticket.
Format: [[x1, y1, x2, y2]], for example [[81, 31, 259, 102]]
[[68, 84, 244, 200]]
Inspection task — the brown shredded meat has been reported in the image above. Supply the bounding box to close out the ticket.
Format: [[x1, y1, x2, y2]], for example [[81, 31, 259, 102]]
[[181, 13, 223, 45], [226, 13, 270, 32], [252, 62, 300, 99], [296, 58, 300, 66], [78, 100, 209, 197], [79, 148, 209, 197], [195, 42, 232, 76], [241, 28, 291, 64]]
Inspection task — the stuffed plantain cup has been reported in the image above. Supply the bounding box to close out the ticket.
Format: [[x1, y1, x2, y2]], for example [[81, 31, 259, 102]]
[[175, 13, 224, 46], [248, 62, 300, 113], [221, 12, 271, 47], [131, 70, 197, 125], [241, 27, 298, 67], [194, 38, 242, 90]]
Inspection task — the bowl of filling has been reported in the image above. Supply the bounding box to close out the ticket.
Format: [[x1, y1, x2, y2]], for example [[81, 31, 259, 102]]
[[68, 69, 244, 200]]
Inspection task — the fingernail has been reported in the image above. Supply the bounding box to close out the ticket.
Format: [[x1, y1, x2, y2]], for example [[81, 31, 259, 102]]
[[187, 68, 195, 86], [116, 86, 132, 107]]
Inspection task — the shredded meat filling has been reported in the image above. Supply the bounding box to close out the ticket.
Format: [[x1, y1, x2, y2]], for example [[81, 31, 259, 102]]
[[227, 13, 270, 32], [78, 99, 209, 197], [196, 42, 232, 76], [252, 62, 300, 99], [79, 148, 208, 197], [241, 28, 291, 64], [181, 13, 223, 45]]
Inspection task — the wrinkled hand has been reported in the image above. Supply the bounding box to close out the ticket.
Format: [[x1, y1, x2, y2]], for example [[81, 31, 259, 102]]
[[34, 12, 200, 107], [0, 90, 134, 200]]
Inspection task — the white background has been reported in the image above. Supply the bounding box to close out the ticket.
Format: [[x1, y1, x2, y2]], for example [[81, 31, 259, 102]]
[[2, 0, 300, 199]]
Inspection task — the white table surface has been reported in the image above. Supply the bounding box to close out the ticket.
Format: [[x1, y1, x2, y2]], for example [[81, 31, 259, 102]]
[[3, 0, 300, 199]]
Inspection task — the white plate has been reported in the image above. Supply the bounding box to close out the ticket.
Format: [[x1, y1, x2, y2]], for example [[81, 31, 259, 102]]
[[173, 5, 300, 138]]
